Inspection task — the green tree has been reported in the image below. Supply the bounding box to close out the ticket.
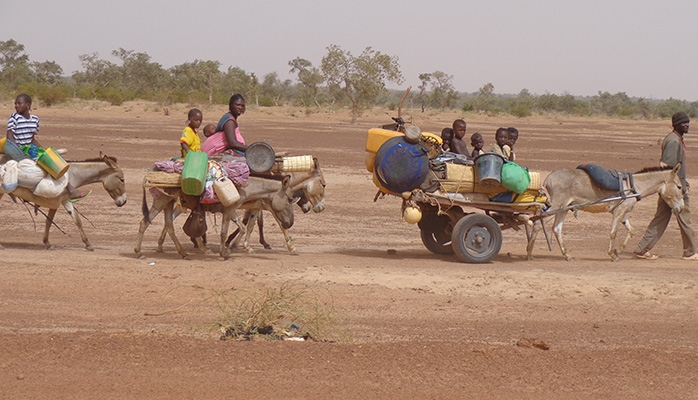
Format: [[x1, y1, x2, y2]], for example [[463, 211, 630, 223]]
[[72, 52, 120, 97], [590, 91, 634, 116], [472, 82, 496, 113], [0, 39, 33, 89], [170, 60, 222, 103], [220, 66, 254, 100], [321, 45, 403, 123], [417, 73, 431, 110], [288, 57, 324, 108], [112, 48, 168, 99], [32, 61, 64, 86], [427, 70, 458, 110], [259, 72, 290, 106]]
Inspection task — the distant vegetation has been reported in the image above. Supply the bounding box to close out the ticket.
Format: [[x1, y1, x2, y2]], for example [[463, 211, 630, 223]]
[[1, 39, 697, 121]]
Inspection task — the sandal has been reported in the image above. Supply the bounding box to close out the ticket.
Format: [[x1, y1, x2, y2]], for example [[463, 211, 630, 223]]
[[635, 251, 659, 260], [70, 189, 92, 203], [681, 254, 698, 261]]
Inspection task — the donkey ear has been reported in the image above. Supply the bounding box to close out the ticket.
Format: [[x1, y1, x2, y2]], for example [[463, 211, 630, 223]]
[[673, 162, 682, 174]]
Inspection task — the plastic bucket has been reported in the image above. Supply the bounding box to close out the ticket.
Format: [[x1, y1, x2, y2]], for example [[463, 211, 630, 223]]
[[213, 176, 240, 206], [474, 153, 505, 188], [181, 151, 208, 195], [2, 139, 27, 161], [36, 147, 69, 179]]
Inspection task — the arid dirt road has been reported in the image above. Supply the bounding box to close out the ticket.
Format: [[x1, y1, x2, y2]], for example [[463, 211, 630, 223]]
[[1, 101, 697, 399]]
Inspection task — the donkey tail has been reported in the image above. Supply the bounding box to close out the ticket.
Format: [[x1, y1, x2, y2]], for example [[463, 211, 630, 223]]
[[142, 186, 151, 224]]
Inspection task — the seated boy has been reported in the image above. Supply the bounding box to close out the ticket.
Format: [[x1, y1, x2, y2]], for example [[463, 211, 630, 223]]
[[449, 119, 470, 157], [470, 132, 484, 158]]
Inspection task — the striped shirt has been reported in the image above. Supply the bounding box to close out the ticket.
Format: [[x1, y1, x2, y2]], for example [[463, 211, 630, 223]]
[[7, 112, 40, 146]]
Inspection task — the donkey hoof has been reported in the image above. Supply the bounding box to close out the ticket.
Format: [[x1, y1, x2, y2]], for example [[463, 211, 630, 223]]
[[86, 246, 94, 252]]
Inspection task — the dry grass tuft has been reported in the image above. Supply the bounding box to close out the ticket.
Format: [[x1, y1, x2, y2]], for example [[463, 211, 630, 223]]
[[214, 281, 347, 342]]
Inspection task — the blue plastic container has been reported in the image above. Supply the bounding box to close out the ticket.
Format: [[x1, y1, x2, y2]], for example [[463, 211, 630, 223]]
[[2, 139, 27, 161], [374, 136, 429, 193]]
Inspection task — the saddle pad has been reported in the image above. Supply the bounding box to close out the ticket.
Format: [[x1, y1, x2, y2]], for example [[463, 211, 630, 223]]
[[577, 163, 623, 191]]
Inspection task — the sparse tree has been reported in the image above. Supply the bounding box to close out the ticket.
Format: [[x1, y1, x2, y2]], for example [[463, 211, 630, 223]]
[[72, 52, 119, 95], [0, 39, 33, 88], [220, 66, 254, 99], [474, 82, 496, 112], [112, 48, 168, 98], [288, 57, 324, 108], [321, 45, 403, 123], [428, 70, 458, 110], [170, 60, 222, 103], [259, 72, 289, 106], [417, 73, 431, 110], [32, 61, 64, 86]]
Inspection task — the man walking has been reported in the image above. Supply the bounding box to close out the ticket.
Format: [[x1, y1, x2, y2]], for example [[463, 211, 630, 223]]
[[634, 111, 698, 260]]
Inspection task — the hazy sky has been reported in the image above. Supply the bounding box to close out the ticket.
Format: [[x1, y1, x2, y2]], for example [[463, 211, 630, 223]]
[[2, 0, 697, 101]]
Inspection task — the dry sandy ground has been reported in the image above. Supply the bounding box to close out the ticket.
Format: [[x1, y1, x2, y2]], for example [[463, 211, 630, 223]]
[[1, 100, 697, 399]]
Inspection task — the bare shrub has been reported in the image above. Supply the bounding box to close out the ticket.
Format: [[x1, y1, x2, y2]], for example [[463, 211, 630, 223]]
[[215, 281, 346, 342]]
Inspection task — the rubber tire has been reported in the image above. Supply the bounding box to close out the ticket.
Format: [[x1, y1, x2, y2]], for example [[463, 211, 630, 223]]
[[451, 214, 502, 263], [420, 229, 455, 255]]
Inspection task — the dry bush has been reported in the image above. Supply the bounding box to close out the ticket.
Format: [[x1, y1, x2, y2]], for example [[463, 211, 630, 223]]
[[214, 281, 346, 342]]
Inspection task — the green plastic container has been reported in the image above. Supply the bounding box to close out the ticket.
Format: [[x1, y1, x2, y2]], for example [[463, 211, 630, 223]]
[[181, 151, 208, 195]]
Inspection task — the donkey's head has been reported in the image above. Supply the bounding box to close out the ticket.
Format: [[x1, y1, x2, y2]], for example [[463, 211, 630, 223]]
[[267, 175, 299, 229], [294, 157, 326, 214], [659, 162, 685, 214], [100, 153, 127, 207]]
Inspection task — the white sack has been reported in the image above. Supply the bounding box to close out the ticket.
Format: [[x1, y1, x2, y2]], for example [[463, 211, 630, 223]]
[[1, 160, 19, 192], [17, 159, 47, 188], [33, 173, 69, 198]]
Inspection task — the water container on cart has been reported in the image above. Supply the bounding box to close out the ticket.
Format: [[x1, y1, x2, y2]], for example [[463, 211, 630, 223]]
[[374, 136, 429, 193], [474, 153, 505, 188]]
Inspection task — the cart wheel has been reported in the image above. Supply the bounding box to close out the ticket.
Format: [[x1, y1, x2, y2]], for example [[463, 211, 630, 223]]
[[451, 214, 502, 263], [420, 229, 455, 255]]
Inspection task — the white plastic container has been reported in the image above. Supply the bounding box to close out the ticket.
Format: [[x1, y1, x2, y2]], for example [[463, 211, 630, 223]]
[[213, 176, 240, 206]]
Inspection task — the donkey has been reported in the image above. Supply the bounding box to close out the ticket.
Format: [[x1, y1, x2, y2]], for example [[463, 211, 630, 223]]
[[526, 164, 684, 262], [157, 157, 327, 254], [225, 157, 327, 254], [0, 154, 127, 250], [134, 175, 298, 260]]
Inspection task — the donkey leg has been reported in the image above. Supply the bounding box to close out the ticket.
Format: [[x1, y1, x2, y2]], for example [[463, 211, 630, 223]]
[[609, 204, 635, 261], [279, 227, 298, 255], [225, 210, 251, 248], [135, 205, 163, 258], [526, 218, 543, 260], [257, 212, 272, 249], [157, 208, 181, 252], [620, 217, 634, 254], [62, 202, 94, 251], [242, 212, 260, 253], [221, 210, 243, 259], [163, 203, 188, 258], [552, 213, 573, 261], [608, 215, 621, 262], [43, 208, 58, 250]]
